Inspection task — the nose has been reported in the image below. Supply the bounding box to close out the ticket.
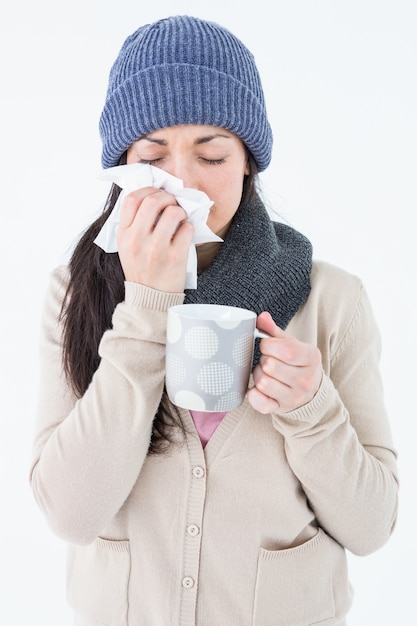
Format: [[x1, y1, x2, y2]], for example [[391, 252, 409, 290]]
[[167, 157, 199, 190]]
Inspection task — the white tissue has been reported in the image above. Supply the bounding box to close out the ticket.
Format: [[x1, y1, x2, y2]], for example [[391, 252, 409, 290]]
[[94, 163, 222, 289]]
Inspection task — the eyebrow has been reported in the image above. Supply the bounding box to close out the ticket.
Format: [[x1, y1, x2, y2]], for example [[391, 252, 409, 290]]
[[138, 133, 232, 146], [195, 133, 231, 145]]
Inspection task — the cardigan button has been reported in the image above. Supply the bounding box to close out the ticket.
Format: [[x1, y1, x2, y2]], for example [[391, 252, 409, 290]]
[[192, 466, 205, 478], [182, 576, 195, 589], [187, 524, 200, 537]]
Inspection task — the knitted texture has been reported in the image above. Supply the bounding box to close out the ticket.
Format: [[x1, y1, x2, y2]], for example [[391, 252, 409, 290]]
[[99, 15, 273, 171], [185, 197, 313, 367]]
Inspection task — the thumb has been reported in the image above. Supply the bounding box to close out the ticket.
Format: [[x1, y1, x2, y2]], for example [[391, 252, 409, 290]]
[[256, 311, 286, 339]]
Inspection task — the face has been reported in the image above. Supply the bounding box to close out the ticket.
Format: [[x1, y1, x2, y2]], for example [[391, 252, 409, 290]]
[[126, 124, 249, 235]]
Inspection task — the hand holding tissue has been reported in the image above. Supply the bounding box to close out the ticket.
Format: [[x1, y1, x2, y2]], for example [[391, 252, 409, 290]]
[[94, 163, 223, 289]]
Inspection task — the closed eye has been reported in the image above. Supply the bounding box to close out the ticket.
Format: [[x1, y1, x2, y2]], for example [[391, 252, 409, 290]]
[[200, 157, 226, 165], [138, 158, 164, 165]]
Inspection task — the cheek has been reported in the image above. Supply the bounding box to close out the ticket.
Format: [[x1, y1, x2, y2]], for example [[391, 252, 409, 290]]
[[205, 175, 245, 231], [207, 168, 245, 203], [126, 147, 136, 164], [208, 184, 239, 214]]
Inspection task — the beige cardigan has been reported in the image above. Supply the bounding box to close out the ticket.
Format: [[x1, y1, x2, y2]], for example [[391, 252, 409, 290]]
[[30, 260, 398, 626]]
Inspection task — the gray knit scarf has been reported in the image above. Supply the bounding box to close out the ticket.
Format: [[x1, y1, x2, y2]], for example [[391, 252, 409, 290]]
[[184, 195, 313, 368]]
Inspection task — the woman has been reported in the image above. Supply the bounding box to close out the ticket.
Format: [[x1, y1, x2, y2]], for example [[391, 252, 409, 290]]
[[30, 15, 398, 625]]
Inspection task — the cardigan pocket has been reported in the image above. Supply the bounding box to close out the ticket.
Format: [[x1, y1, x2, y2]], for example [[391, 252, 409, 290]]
[[67, 537, 131, 626], [252, 528, 348, 626]]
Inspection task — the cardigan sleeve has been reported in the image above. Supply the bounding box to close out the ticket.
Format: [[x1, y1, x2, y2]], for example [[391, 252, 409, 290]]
[[30, 266, 184, 545], [271, 265, 399, 556]]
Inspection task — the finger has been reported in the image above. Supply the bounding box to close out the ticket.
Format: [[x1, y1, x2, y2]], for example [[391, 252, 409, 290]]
[[133, 189, 180, 234], [250, 367, 308, 415], [118, 187, 159, 230], [259, 328, 320, 369], [258, 346, 322, 396], [266, 341, 320, 368], [119, 188, 181, 233], [170, 220, 195, 256], [252, 362, 291, 399], [253, 365, 304, 411], [246, 385, 280, 415], [152, 204, 189, 241]]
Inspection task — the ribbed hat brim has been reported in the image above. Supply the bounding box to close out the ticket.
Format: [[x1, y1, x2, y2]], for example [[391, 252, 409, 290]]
[[99, 64, 272, 171]]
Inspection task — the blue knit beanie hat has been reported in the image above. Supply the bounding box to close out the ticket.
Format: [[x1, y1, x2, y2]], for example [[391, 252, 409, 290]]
[[99, 15, 273, 172]]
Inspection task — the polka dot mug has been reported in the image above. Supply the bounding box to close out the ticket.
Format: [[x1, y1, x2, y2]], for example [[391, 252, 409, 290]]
[[166, 303, 269, 412]]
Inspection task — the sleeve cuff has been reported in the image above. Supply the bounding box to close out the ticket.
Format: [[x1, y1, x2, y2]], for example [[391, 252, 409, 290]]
[[124, 281, 185, 311]]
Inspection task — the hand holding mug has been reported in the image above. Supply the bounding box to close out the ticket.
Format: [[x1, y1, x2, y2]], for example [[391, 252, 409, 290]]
[[247, 312, 323, 414]]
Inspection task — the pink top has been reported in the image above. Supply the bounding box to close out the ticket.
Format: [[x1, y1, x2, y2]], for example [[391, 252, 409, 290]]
[[189, 410, 227, 447]]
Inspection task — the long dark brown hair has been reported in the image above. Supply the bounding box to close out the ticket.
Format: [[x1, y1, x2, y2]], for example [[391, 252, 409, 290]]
[[61, 151, 259, 454]]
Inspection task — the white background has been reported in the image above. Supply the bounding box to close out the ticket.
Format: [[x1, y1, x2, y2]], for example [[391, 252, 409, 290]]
[[1, 0, 416, 624]]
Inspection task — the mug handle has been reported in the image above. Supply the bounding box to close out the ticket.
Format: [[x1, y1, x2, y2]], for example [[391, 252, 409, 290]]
[[254, 329, 272, 340]]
